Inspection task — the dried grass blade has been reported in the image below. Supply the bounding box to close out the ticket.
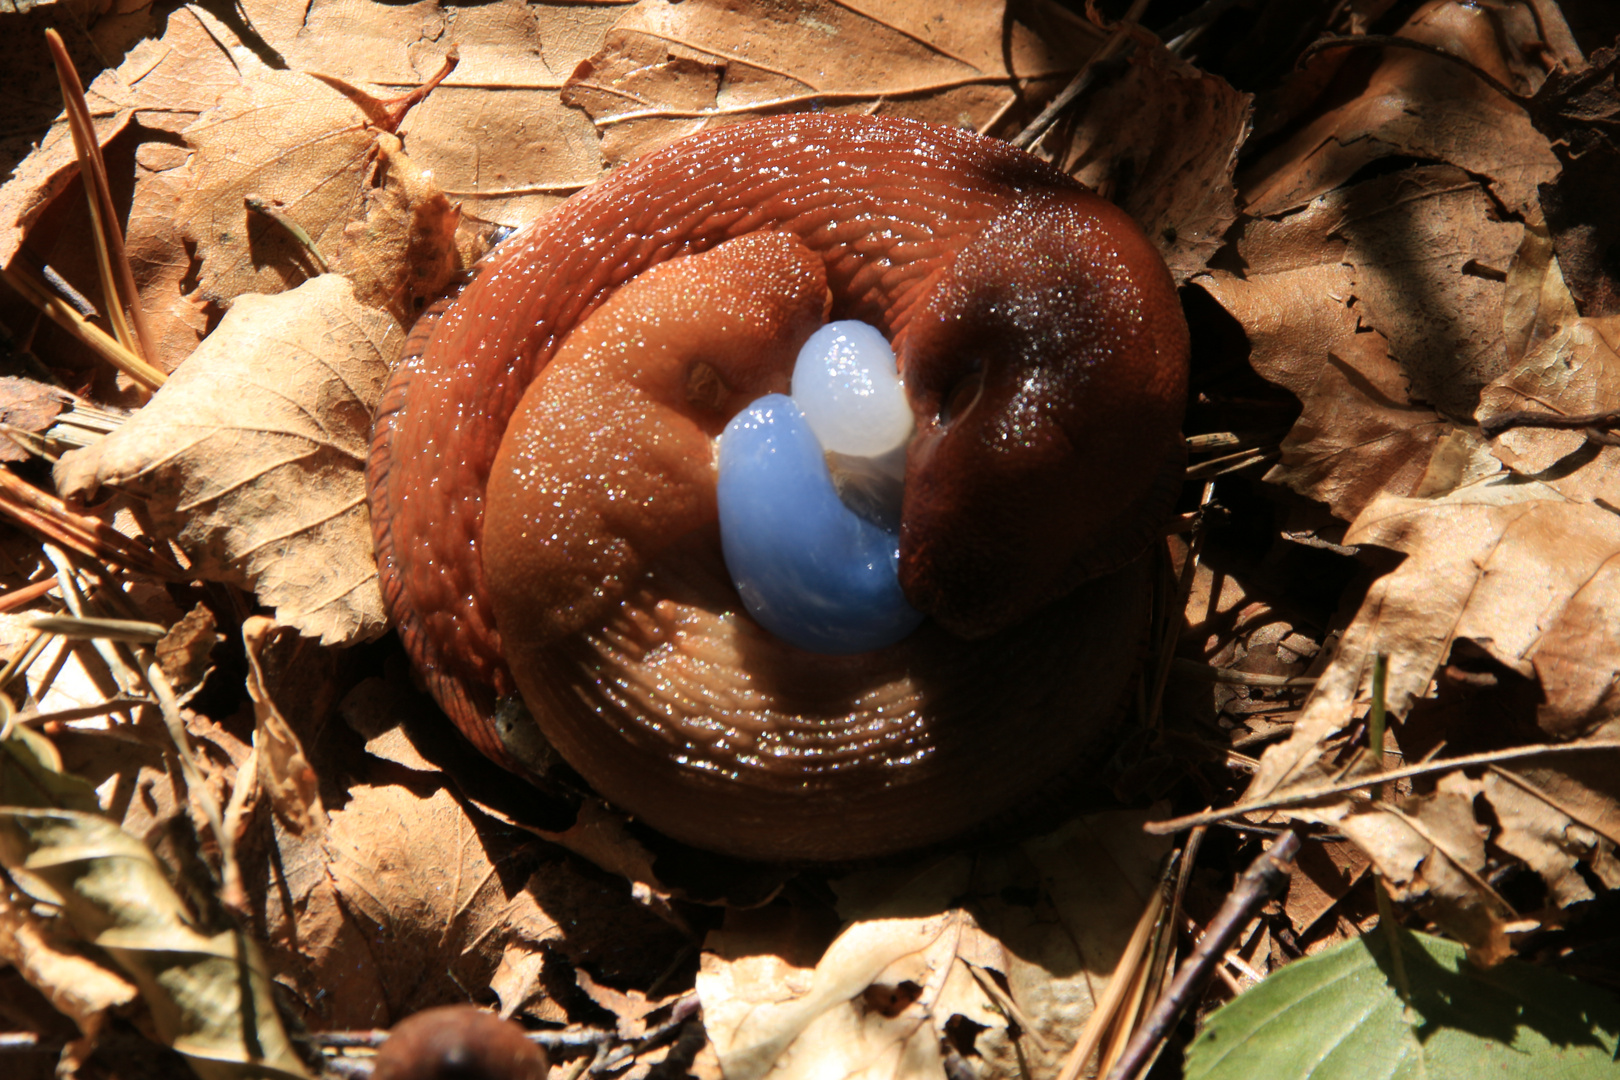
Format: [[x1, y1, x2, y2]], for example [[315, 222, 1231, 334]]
[[0, 469, 184, 580], [43, 29, 159, 368], [1, 266, 165, 391]]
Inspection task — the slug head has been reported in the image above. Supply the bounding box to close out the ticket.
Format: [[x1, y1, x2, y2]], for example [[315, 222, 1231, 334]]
[[897, 188, 1190, 637]]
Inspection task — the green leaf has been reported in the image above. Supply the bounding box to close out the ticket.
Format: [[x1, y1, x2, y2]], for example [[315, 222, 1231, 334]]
[[1185, 928, 1620, 1080]]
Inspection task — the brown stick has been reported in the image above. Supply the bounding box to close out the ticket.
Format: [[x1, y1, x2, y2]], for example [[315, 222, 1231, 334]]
[[1103, 831, 1301, 1080]]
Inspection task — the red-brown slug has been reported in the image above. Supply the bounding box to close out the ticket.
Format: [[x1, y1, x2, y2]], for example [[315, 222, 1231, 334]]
[[368, 113, 1189, 862]]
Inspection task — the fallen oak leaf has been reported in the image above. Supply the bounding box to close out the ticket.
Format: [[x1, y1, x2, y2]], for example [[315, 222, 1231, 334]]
[[54, 274, 399, 646], [1293, 773, 1515, 966], [1213, 473, 1620, 958], [563, 0, 1093, 165], [1049, 36, 1251, 282], [1478, 315, 1620, 476], [1239, 0, 1560, 220]]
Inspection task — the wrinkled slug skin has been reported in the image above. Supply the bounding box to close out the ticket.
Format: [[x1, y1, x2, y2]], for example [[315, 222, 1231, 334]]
[[368, 114, 1189, 856]]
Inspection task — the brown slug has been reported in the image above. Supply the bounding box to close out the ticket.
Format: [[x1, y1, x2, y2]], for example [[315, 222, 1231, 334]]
[[368, 113, 1189, 862]]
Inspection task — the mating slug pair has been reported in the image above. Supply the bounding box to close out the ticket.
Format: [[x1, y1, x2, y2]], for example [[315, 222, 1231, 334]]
[[367, 113, 1189, 862]]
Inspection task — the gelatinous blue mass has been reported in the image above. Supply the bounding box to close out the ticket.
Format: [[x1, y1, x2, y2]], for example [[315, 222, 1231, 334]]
[[717, 395, 923, 654]]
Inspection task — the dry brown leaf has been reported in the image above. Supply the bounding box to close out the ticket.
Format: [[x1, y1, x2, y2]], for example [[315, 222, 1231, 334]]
[[260, 0, 620, 228], [8, 7, 283, 365], [1485, 764, 1620, 906], [321, 782, 555, 1019], [154, 602, 220, 693], [563, 0, 1093, 165], [239, 617, 388, 1028], [1197, 200, 1443, 522], [575, 968, 683, 1041], [1502, 222, 1580, 369], [1480, 315, 1620, 474], [0, 884, 137, 1035], [698, 909, 1004, 1080], [1341, 485, 1620, 734], [1240, 0, 1561, 219], [54, 274, 398, 645], [741, 810, 1173, 1080], [1235, 470, 1620, 957], [1051, 38, 1250, 282], [490, 942, 556, 1023], [1283, 838, 1371, 936], [0, 377, 65, 463], [1529, 42, 1620, 316], [265, 662, 690, 1028], [342, 132, 460, 322], [9, 3, 509, 369], [161, 69, 402, 310], [1337, 165, 1521, 419], [1204, 158, 1523, 526], [1294, 774, 1514, 965], [0, 30, 136, 264], [1269, 333, 1450, 523], [244, 617, 326, 837]]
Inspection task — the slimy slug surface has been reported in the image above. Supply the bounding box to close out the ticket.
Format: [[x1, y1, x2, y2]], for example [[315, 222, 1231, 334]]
[[368, 114, 1190, 861]]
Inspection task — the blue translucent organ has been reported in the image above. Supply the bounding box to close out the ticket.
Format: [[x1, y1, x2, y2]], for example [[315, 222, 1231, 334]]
[[717, 395, 923, 654]]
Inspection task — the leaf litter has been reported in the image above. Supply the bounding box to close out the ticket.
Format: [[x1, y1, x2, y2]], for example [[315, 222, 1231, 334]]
[[0, 0, 1619, 1077]]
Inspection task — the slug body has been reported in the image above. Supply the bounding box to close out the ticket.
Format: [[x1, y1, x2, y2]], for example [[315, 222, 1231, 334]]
[[369, 114, 1188, 861]]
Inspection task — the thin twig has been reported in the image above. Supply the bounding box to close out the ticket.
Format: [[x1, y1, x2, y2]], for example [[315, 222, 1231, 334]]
[[1186, 430, 1287, 453], [1169, 658, 1316, 689], [1146, 738, 1620, 833], [1056, 853, 1176, 1080], [1102, 831, 1301, 1080], [380, 45, 459, 131], [0, 578, 60, 613], [6, 694, 155, 728], [29, 614, 168, 643], [590, 994, 700, 1073], [1012, 15, 1142, 151], [1184, 447, 1279, 480]]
